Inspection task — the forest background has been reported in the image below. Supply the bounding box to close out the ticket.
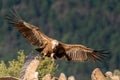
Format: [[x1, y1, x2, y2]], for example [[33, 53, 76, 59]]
[[0, 0, 120, 80]]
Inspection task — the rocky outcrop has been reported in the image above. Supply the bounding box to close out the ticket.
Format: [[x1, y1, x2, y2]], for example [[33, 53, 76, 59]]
[[0, 76, 19, 80], [91, 68, 120, 80], [42, 73, 75, 80], [105, 71, 120, 80], [91, 68, 106, 80], [20, 52, 40, 80], [0, 68, 120, 80]]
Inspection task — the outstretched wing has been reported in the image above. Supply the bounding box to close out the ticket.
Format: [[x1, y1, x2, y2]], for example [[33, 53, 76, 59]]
[[57, 43, 109, 62], [6, 9, 51, 48]]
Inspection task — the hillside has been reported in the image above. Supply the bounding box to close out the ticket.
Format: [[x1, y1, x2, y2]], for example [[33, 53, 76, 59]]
[[0, 0, 120, 80]]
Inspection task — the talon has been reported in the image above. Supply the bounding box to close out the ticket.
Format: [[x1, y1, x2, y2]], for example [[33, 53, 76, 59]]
[[41, 53, 47, 59], [51, 53, 54, 58], [41, 55, 45, 59]]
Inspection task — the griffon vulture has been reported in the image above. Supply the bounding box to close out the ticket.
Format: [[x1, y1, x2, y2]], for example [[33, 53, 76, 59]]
[[6, 9, 109, 62]]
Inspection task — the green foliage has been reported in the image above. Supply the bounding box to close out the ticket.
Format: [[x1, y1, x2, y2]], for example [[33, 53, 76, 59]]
[[37, 57, 58, 80], [0, 50, 25, 77], [0, 50, 58, 79], [7, 50, 25, 77], [0, 61, 8, 77]]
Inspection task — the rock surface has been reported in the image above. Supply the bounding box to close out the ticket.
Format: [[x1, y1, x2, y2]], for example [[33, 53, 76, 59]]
[[42, 73, 75, 80], [0, 76, 19, 80]]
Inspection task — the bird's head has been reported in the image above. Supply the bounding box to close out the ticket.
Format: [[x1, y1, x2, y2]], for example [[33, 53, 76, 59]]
[[51, 40, 59, 50]]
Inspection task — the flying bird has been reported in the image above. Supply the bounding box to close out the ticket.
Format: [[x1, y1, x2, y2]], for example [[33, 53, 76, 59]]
[[6, 9, 109, 62]]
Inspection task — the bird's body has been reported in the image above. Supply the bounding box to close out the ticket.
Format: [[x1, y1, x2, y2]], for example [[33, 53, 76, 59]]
[[6, 9, 109, 62]]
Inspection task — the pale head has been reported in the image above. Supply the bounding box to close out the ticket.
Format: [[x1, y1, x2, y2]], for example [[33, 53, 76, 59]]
[[51, 40, 59, 49]]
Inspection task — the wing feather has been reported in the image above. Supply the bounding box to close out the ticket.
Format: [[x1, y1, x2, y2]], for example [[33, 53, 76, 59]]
[[6, 9, 51, 47], [58, 43, 109, 62]]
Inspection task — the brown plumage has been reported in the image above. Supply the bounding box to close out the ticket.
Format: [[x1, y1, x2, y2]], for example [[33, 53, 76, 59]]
[[6, 9, 109, 62]]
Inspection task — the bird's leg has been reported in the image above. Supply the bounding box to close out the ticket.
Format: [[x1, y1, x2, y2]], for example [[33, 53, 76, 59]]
[[40, 46, 49, 59], [43, 53, 47, 58], [40, 52, 47, 60], [51, 53, 55, 62]]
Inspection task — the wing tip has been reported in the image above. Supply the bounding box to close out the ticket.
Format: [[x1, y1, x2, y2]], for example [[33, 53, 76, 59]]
[[5, 8, 22, 24], [93, 49, 111, 62]]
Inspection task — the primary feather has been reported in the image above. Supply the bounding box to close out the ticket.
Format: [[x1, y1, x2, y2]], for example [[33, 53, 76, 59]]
[[6, 9, 51, 48], [55, 43, 110, 62]]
